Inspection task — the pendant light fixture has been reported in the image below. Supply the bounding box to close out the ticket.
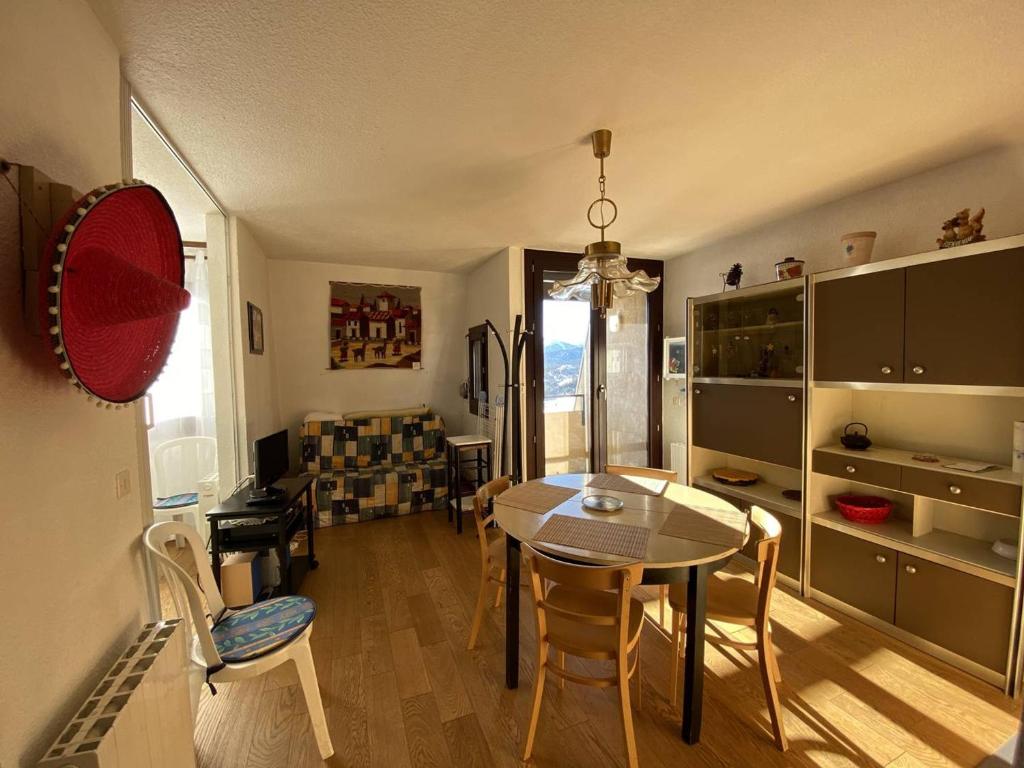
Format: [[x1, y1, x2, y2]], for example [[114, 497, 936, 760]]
[[548, 129, 661, 315]]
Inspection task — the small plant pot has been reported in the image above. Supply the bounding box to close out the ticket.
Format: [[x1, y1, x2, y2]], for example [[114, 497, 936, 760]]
[[841, 231, 876, 266]]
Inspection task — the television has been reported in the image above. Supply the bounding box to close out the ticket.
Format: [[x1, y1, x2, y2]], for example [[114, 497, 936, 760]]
[[251, 429, 289, 500]]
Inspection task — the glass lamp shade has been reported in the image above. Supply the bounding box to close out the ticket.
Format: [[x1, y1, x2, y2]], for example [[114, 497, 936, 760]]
[[549, 242, 661, 312]]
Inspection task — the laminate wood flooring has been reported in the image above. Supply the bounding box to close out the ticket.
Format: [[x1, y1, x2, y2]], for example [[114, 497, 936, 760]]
[[182, 509, 1021, 767]]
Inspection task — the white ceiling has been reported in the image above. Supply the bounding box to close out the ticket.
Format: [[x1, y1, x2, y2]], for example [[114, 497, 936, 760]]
[[92, 0, 1024, 272]]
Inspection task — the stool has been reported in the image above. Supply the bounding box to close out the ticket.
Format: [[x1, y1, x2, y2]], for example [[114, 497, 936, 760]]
[[445, 435, 493, 534]]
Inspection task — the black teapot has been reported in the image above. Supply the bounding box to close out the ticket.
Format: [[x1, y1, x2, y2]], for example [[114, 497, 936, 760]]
[[840, 422, 872, 451]]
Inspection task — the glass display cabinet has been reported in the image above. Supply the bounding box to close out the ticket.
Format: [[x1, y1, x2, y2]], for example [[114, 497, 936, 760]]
[[692, 282, 804, 381]]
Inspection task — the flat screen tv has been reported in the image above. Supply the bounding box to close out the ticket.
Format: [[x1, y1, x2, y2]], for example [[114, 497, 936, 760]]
[[252, 429, 288, 500]]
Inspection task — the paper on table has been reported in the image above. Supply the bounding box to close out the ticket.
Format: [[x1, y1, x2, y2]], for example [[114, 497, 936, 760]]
[[942, 460, 997, 473]]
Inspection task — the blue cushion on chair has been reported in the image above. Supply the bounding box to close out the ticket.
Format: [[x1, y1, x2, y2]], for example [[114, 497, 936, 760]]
[[154, 492, 199, 509], [212, 595, 316, 663]]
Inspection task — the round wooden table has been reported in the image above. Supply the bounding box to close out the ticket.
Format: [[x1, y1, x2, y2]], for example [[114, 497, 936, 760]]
[[493, 473, 748, 746]]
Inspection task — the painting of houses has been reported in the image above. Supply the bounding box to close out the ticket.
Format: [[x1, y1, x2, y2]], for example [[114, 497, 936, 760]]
[[329, 282, 423, 369]]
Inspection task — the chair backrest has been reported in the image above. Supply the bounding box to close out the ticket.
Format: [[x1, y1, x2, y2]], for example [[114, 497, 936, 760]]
[[473, 476, 511, 563], [152, 436, 217, 499], [524, 544, 643, 653], [746, 506, 783, 626], [143, 521, 224, 668], [605, 464, 677, 483]]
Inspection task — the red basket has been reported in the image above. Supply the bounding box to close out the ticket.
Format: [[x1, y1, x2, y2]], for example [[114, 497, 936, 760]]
[[835, 494, 892, 524]]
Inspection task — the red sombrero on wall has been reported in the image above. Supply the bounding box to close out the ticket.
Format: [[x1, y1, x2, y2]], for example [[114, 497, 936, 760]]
[[40, 180, 190, 408]]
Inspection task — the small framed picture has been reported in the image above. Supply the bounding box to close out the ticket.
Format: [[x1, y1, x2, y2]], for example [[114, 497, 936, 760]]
[[664, 336, 686, 380], [248, 302, 264, 355]]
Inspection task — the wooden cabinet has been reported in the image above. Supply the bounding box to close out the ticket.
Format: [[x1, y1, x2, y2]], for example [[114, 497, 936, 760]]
[[895, 554, 1013, 672], [811, 525, 897, 622], [813, 269, 905, 383], [904, 248, 1024, 387], [692, 384, 803, 468]]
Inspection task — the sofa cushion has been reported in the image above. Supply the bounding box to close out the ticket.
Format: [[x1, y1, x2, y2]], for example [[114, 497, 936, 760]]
[[316, 457, 447, 524]]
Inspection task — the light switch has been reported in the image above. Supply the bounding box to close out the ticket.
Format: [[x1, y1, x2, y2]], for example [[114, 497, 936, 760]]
[[115, 469, 131, 499]]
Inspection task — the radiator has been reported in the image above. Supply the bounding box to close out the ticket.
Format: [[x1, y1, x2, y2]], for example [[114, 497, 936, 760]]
[[37, 620, 196, 768]]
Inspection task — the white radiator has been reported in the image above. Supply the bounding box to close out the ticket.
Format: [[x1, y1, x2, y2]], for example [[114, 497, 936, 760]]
[[37, 620, 196, 768]]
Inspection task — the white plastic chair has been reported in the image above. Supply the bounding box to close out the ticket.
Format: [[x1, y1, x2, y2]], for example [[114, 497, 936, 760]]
[[143, 521, 334, 760], [151, 437, 217, 542]]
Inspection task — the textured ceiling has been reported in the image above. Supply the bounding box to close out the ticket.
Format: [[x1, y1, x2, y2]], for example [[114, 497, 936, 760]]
[[92, 0, 1024, 271], [131, 107, 215, 243]]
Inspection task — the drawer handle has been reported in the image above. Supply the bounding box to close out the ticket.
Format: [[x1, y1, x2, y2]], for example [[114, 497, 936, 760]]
[[694, 388, 702, 395], [845, 465, 857, 474], [874, 554, 887, 564], [787, 394, 797, 403], [880, 365, 893, 375], [948, 484, 962, 496], [905, 564, 917, 575], [912, 365, 926, 375]]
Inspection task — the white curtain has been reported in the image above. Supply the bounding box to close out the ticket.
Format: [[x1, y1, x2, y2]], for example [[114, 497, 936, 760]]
[[148, 254, 216, 441]]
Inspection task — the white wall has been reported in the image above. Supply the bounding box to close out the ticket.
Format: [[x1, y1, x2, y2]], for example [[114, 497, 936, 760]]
[[231, 217, 280, 470], [0, 3, 149, 765], [662, 144, 1024, 462], [267, 259, 468, 454]]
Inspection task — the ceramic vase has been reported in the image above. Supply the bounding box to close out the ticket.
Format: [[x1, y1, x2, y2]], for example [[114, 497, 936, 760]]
[[841, 231, 876, 266]]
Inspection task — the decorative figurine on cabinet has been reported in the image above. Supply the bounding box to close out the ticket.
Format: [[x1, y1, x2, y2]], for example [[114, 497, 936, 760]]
[[721, 262, 743, 291], [937, 207, 986, 248]]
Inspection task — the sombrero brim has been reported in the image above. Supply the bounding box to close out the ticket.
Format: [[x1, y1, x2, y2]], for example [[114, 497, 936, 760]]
[[41, 182, 187, 405]]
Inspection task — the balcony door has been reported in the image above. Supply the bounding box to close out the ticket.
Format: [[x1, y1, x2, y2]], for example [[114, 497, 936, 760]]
[[524, 250, 663, 480]]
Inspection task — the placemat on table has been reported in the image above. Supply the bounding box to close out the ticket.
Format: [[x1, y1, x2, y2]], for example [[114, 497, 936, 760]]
[[496, 482, 579, 514], [659, 503, 748, 548], [586, 472, 667, 496], [534, 514, 650, 559]]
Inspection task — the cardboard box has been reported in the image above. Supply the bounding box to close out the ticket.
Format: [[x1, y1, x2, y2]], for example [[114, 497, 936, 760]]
[[221, 551, 262, 607]]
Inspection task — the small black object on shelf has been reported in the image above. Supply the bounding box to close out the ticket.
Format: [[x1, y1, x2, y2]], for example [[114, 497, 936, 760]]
[[722, 262, 743, 291], [840, 422, 872, 450]]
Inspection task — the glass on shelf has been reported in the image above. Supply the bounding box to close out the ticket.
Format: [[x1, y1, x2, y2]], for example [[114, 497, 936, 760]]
[[693, 284, 804, 380]]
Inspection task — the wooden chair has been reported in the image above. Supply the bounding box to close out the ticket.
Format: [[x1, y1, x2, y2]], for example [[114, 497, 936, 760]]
[[467, 475, 512, 649], [667, 506, 787, 751], [605, 463, 678, 627], [522, 545, 645, 768], [143, 521, 334, 760]]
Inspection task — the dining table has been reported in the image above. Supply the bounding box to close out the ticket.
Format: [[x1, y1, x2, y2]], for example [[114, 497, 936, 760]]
[[492, 472, 749, 746]]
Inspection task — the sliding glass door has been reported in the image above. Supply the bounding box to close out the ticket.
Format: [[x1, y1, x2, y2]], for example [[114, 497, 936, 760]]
[[524, 250, 663, 479]]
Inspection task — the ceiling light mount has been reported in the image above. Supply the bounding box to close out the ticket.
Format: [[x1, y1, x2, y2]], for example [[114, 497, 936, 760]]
[[549, 129, 661, 315]]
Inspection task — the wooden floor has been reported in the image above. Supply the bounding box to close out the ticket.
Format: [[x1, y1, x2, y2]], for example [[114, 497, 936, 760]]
[[185, 508, 1022, 767]]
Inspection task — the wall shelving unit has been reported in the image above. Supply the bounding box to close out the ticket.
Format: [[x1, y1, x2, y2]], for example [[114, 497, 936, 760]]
[[687, 234, 1024, 694]]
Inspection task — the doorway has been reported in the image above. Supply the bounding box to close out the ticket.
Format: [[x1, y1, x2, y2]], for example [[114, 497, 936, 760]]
[[524, 250, 663, 479]]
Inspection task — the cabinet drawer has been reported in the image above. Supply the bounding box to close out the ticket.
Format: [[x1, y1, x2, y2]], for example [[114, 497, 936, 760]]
[[900, 467, 1021, 517], [692, 384, 803, 468], [811, 525, 896, 622], [812, 450, 901, 490], [895, 554, 1013, 672]]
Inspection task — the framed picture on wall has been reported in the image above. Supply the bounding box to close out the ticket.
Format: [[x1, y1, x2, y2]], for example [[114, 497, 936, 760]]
[[248, 302, 264, 355], [664, 336, 686, 380]]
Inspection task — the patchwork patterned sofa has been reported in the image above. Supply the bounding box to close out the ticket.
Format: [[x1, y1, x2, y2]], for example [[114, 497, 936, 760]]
[[300, 412, 448, 526]]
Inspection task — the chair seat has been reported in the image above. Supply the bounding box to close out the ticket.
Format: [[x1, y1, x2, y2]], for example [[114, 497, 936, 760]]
[[544, 586, 644, 658], [154, 492, 199, 509], [212, 595, 316, 663], [668, 572, 757, 626]]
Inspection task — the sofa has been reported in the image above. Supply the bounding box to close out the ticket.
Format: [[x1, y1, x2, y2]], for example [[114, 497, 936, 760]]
[[300, 412, 448, 526]]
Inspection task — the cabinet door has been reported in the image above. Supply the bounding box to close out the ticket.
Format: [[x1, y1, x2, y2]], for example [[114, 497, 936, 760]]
[[813, 270, 905, 382], [904, 248, 1024, 386], [811, 525, 896, 622], [895, 555, 1012, 672], [691, 384, 803, 468]]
